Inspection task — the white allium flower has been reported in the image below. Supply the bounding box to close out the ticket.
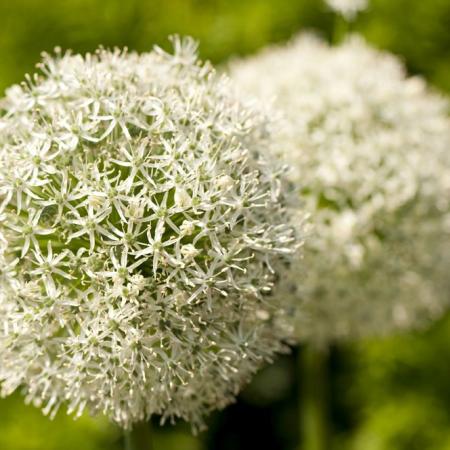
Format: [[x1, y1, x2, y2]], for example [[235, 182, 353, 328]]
[[0, 37, 302, 429], [230, 34, 450, 344], [325, 0, 368, 19]]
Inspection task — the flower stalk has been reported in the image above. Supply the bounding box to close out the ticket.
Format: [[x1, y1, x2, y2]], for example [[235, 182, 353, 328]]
[[124, 422, 153, 450], [299, 345, 329, 450]]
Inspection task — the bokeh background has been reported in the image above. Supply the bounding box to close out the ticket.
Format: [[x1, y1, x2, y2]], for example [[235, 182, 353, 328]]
[[0, 0, 449, 449]]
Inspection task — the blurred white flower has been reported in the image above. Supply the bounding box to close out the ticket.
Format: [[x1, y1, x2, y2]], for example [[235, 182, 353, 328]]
[[0, 37, 303, 429], [230, 34, 450, 344], [325, 0, 368, 19]]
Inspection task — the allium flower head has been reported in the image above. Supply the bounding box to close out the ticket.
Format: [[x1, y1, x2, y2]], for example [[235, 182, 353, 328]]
[[0, 37, 302, 429], [230, 34, 450, 344], [325, 0, 368, 19]]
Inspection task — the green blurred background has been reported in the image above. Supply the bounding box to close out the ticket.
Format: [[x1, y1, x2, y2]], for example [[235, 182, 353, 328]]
[[0, 0, 449, 449]]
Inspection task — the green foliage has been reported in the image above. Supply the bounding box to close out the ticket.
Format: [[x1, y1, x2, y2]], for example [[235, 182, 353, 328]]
[[362, 0, 450, 92], [0, 393, 120, 450], [343, 315, 450, 450], [0, 394, 202, 450]]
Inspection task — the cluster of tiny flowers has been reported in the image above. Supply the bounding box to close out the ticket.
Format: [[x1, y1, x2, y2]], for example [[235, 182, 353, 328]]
[[325, 0, 368, 19], [0, 37, 302, 429], [230, 34, 450, 343]]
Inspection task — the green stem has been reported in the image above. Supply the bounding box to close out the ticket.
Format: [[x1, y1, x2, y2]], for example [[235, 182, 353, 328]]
[[124, 421, 153, 450], [332, 14, 351, 45], [299, 345, 329, 450]]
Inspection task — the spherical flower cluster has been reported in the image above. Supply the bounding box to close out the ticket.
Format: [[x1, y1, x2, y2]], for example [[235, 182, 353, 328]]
[[0, 37, 302, 429], [325, 0, 368, 19], [230, 34, 450, 344]]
